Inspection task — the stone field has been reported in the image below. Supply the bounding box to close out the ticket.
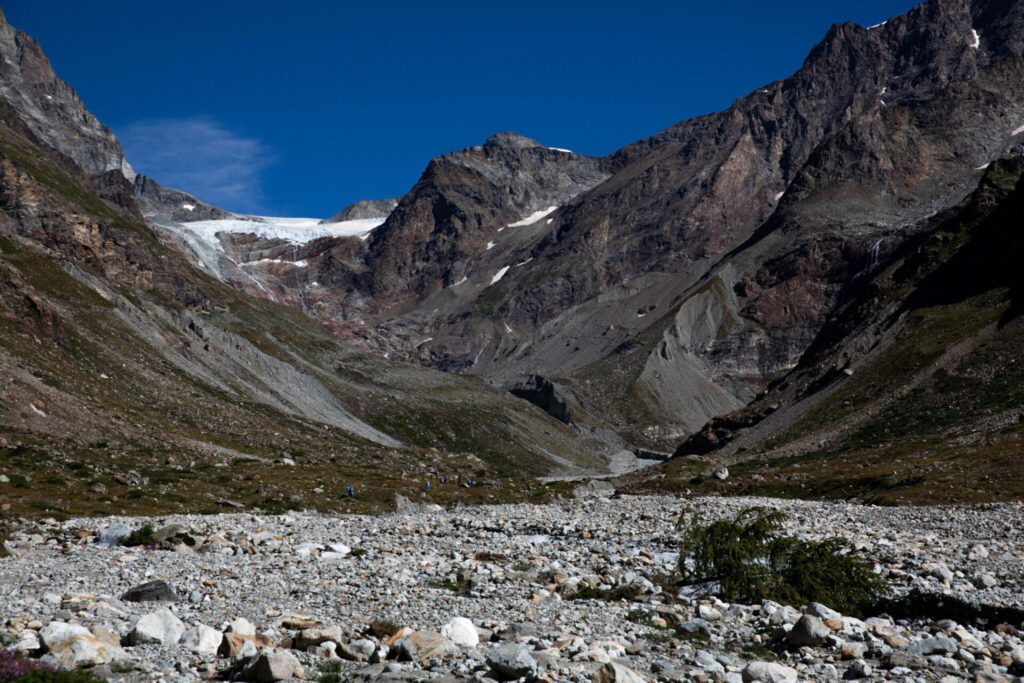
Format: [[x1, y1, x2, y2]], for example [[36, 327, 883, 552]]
[[1, 494, 1023, 682]]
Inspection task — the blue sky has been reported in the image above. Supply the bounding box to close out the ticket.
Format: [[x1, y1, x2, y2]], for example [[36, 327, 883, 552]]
[[6, 1, 919, 217]]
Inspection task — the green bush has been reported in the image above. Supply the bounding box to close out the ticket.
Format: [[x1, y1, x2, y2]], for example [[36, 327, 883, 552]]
[[119, 524, 156, 547], [677, 506, 886, 617]]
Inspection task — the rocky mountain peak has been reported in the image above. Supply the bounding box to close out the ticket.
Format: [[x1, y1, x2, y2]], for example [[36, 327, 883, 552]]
[[483, 132, 545, 150], [0, 9, 130, 179]]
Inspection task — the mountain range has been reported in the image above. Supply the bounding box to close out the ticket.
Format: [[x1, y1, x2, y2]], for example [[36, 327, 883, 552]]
[[1, 0, 1023, 514]]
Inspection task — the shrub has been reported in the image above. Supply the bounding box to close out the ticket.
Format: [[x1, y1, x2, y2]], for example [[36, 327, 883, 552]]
[[677, 506, 886, 617], [119, 524, 156, 547]]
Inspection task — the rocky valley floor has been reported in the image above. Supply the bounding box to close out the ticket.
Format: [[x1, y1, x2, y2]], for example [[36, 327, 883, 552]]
[[1, 495, 1023, 682]]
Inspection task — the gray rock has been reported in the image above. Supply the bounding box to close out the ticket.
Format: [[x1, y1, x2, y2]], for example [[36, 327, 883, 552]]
[[487, 644, 539, 680], [40, 621, 127, 668], [96, 523, 132, 546], [787, 614, 831, 647], [844, 659, 872, 679], [592, 661, 648, 683], [742, 661, 798, 682], [122, 579, 179, 602], [181, 624, 222, 656], [908, 635, 957, 656], [130, 608, 186, 645], [806, 602, 842, 620], [249, 648, 303, 683]]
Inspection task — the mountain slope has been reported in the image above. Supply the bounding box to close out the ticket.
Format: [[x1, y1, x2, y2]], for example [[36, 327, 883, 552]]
[[0, 28, 616, 519], [627, 157, 1024, 504]]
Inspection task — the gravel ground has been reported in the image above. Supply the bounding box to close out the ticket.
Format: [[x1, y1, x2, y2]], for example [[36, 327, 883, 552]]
[[1, 494, 1023, 682]]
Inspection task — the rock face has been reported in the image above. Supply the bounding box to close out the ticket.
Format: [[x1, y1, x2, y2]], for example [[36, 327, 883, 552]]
[[0, 9, 129, 179], [133, 174, 233, 223], [320, 197, 398, 224], [505, 374, 571, 424], [312, 131, 612, 318]]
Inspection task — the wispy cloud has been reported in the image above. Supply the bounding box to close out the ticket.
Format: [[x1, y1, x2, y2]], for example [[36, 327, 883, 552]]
[[116, 117, 272, 213]]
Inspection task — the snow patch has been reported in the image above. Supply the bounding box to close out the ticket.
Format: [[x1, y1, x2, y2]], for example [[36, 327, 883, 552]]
[[506, 206, 558, 229], [514, 258, 533, 267], [29, 403, 46, 417], [773, 191, 785, 201], [548, 147, 573, 154], [503, 321, 513, 334], [415, 337, 433, 347], [976, 163, 990, 170], [1012, 124, 1024, 136], [490, 266, 510, 285], [486, 241, 495, 250], [181, 203, 195, 212], [452, 276, 468, 287], [244, 258, 308, 268], [546, 218, 554, 224], [970, 28, 980, 49], [867, 20, 887, 29]]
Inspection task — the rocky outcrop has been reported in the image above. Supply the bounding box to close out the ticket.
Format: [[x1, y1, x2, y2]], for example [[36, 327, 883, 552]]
[[320, 197, 397, 224], [133, 175, 233, 223], [0, 8, 130, 179], [505, 374, 570, 424]]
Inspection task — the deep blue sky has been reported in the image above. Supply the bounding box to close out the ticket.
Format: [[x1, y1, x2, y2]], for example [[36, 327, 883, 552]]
[[6, 1, 919, 217]]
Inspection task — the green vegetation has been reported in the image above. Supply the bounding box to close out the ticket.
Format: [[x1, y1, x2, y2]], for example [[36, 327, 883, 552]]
[[314, 659, 345, 683], [678, 507, 887, 616], [569, 583, 642, 602], [119, 524, 156, 547]]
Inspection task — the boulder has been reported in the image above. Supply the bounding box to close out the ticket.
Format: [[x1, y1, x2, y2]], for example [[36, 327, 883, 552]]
[[248, 648, 303, 682], [40, 621, 127, 668], [96, 523, 131, 546], [787, 614, 831, 647], [130, 608, 186, 645], [227, 617, 256, 636], [293, 626, 343, 651], [593, 661, 648, 683], [488, 644, 539, 680], [806, 602, 842, 620], [122, 579, 178, 602], [441, 617, 479, 648], [742, 661, 798, 683], [391, 630, 449, 661], [181, 623, 222, 656]]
